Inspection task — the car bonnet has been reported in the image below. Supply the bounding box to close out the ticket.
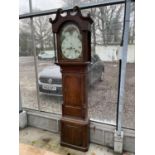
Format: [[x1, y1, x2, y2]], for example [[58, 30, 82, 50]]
[[39, 65, 61, 79]]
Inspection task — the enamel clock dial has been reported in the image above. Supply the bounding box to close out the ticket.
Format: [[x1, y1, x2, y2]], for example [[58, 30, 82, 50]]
[[60, 23, 82, 59]]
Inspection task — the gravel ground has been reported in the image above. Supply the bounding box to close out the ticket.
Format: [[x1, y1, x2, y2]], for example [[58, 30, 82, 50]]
[[19, 57, 135, 129]]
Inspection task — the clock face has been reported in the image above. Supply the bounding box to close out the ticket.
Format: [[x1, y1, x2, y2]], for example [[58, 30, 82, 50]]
[[60, 23, 82, 60]]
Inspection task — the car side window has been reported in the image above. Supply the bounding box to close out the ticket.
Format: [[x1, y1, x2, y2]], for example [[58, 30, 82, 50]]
[[91, 56, 95, 64], [92, 54, 101, 63]]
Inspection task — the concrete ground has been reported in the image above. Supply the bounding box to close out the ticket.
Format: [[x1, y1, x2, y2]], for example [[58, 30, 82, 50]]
[[19, 127, 134, 155], [20, 143, 60, 155]]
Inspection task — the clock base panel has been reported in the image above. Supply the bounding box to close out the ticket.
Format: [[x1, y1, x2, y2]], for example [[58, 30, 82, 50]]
[[60, 118, 89, 152]]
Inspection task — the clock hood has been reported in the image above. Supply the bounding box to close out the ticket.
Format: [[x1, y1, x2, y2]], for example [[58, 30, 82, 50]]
[[49, 6, 93, 33]]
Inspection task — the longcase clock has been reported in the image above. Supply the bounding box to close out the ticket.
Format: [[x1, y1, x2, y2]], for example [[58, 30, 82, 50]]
[[49, 6, 93, 151]]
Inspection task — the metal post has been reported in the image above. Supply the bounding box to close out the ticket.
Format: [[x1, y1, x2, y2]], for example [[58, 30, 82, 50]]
[[117, 0, 131, 135], [29, 0, 41, 111], [19, 85, 23, 113]]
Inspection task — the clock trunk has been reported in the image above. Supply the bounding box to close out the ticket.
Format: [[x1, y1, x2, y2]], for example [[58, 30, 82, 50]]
[[59, 63, 89, 151]]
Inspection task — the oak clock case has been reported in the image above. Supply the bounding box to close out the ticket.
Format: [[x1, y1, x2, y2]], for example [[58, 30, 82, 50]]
[[49, 7, 93, 152]]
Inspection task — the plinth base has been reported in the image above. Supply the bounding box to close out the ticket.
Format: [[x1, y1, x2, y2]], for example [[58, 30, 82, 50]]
[[60, 117, 89, 152], [114, 130, 124, 153]]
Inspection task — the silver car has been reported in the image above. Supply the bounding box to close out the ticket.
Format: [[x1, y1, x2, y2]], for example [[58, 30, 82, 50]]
[[38, 54, 104, 96]]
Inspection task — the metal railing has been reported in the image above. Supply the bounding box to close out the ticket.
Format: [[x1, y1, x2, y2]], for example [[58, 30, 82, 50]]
[[19, 0, 128, 19]]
